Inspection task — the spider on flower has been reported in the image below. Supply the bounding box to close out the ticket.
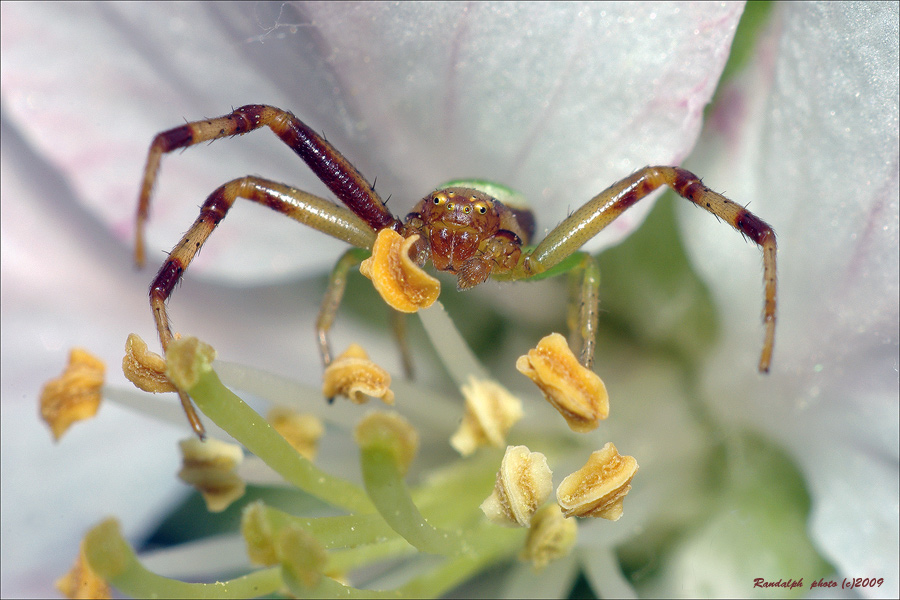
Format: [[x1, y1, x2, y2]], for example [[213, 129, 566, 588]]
[[134, 104, 777, 438]]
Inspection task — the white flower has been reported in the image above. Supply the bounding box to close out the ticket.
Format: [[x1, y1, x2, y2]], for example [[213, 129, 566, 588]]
[[2, 2, 896, 597], [679, 3, 899, 596]]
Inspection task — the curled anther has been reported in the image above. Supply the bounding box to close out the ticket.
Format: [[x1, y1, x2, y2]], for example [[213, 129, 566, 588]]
[[122, 333, 176, 393], [242, 501, 279, 566], [267, 408, 324, 461], [354, 411, 419, 475], [178, 437, 246, 513], [481, 445, 552, 528], [516, 333, 609, 433], [40, 348, 105, 440], [359, 228, 440, 313], [450, 376, 523, 456], [322, 344, 395, 405], [165, 336, 217, 391], [556, 442, 638, 521], [519, 502, 578, 571], [278, 525, 328, 590], [56, 537, 112, 600]]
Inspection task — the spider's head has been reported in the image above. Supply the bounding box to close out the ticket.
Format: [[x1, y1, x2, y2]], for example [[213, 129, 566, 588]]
[[411, 188, 501, 272], [425, 187, 500, 228], [404, 181, 534, 288]]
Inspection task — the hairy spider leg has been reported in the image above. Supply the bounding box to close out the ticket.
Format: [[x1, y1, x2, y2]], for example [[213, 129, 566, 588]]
[[316, 248, 368, 369], [136, 104, 398, 267], [515, 166, 777, 373], [316, 248, 416, 383], [564, 254, 602, 369], [149, 176, 376, 437]]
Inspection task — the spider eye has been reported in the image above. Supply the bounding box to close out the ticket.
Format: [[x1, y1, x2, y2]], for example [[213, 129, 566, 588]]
[[477, 204, 487, 214], [433, 196, 442, 205], [463, 205, 471, 214]]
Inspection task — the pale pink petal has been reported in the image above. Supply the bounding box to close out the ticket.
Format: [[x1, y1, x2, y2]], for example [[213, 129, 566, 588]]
[[1, 2, 742, 596], [3, 3, 742, 283], [681, 3, 899, 595]]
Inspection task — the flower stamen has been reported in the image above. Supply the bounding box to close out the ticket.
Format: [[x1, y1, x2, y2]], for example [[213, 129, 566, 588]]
[[481, 445, 552, 528], [322, 344, 395, 405], [556, 442, 638, 521], [40, 348, 105, 440], [178, 437, 246, 513], [122, 333, 176, 393], [516, 333, 609, 433], [267, 407, 324, 461], [519, 503, 578, 570], [359, 229, 440, 313], [451, 376, 523, 456]]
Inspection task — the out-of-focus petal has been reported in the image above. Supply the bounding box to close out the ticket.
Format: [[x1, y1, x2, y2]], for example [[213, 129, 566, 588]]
[[2, 2, 742, 283], [277, 2, 745, 255], [0, 120, 189, 597], [680, 3, 899, 595], [1, 2, 745, 597], [1, 2, 350, 283]]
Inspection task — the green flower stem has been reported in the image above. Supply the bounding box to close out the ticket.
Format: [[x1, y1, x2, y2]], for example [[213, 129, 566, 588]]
[[284, 520, 523, 598], [260, 506, 403, 550], [397, 521, 522, 597], [360, 445, 471, 556], [84, 516, 521, 600], [326, 537, 418, 574], [84, 519, 282, 599], [261, 449, 506, 574], [185, 366, 373, 514], [411, 448, 503, 527]]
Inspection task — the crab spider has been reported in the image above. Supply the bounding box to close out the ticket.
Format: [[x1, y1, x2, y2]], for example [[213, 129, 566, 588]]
[[136, 105, 777, 439]]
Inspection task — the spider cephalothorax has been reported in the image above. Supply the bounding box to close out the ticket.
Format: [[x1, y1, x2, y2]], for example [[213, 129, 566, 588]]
[[404, 184, 536, 289], [135, 104, 777, 438]]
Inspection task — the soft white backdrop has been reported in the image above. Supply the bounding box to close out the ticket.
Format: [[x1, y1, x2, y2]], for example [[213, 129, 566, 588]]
[[2, 2, 897, 598]]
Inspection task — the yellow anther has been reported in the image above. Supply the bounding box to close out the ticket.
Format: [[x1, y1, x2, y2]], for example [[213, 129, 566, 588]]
[[122, 333, 176, 393], [322, 344, 395, 405], [267, 408, 324, 461], [359, 229, 440, 313], [56, 538, 112, 599], [519, 503, 578, 571], [481, 445, 553, 528], [556, 442, 638, 521], [450, 376, 523, 456], [178, 437, 246, 513], [516, 333, 609, 433], [40, 348, 105, 440]]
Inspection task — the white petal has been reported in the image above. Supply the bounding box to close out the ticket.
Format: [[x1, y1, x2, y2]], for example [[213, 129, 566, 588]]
[[307, 2, 743, 250], [0, 2, 743, 595], [681, 3, 899, 594], [3, 3, 742, 283]]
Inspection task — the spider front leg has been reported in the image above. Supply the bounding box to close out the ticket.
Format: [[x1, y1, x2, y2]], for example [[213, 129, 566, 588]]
[[135, 105, 399, 267], [148, 176, 376, 437], [315, 247, 416, 402], [515, 166, 777, 373]]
